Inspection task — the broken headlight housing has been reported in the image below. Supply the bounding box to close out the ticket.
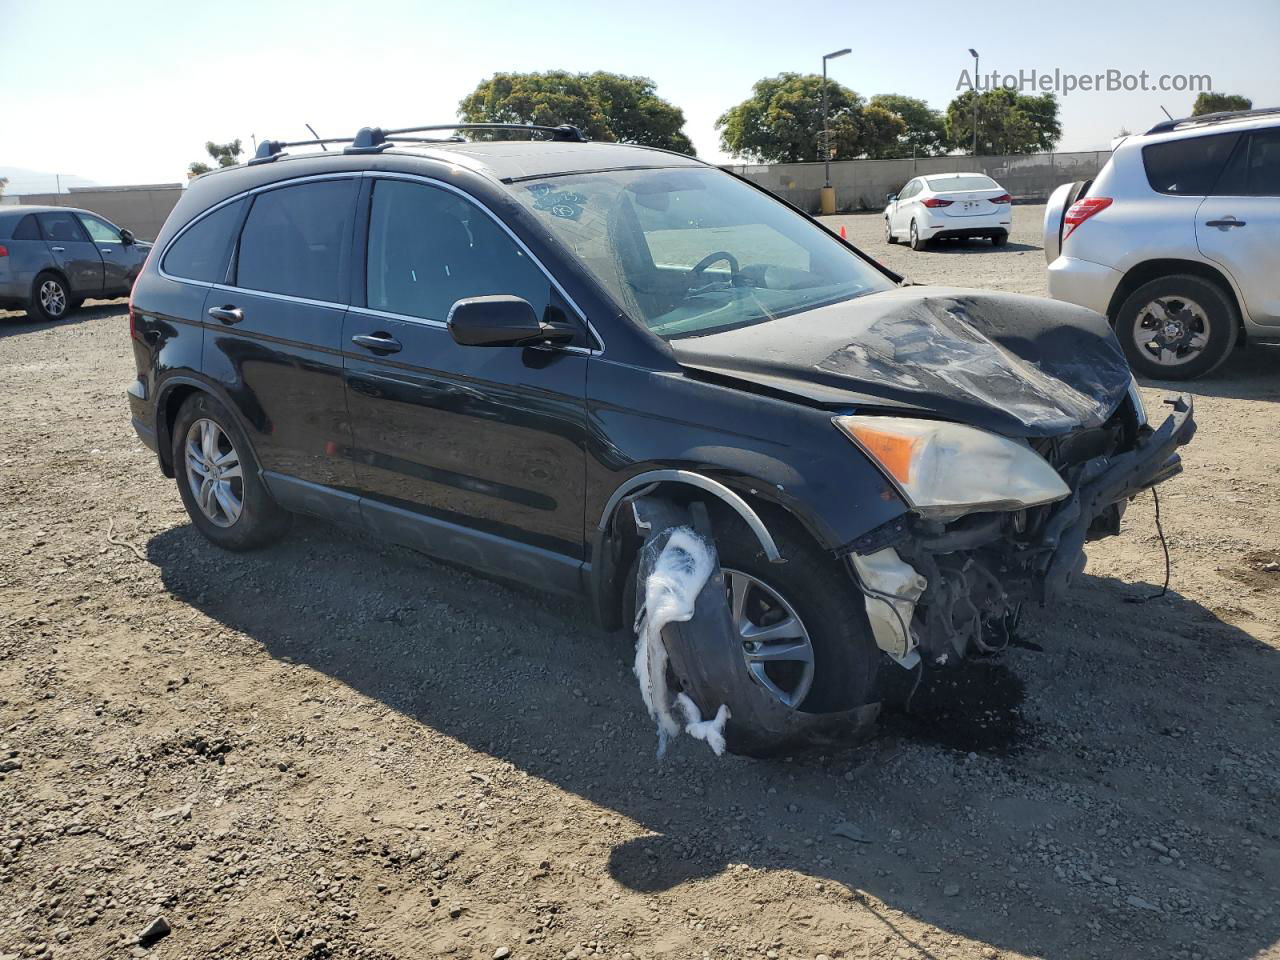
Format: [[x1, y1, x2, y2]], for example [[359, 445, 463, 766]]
[[834, 415, 1071, 520]]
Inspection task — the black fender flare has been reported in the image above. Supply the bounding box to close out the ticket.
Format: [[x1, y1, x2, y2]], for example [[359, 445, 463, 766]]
[[152, 373, 255, 476]]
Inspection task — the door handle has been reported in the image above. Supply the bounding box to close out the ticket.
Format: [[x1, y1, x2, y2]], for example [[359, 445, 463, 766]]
[[351, 333, 402, 354], [51, 246, 65, 252], [1205, 218, 1247, 229], [101, 248, 113, 254], [207, 305, 244, 325]]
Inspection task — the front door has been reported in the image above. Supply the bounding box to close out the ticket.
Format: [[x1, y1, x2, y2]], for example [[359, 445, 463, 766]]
[[1198, 128, 1280, 325], [343, 177, 591, 587], [76, 212, 141, 295], [37, 211, 102, 296], [201, 177, 360, 498]]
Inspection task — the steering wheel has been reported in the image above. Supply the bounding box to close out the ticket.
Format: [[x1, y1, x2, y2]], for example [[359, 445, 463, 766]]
[[690, 251, 740, 283]]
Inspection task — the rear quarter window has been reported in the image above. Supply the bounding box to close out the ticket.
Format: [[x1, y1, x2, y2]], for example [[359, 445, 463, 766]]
[[11, 215, 40, 241], [161, 199, 246, 283], [1142, 133, 1239, 195]]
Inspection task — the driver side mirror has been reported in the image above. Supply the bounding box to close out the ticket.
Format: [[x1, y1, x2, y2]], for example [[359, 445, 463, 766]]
[[119, 228, 136, 245], [886, 193, 898, 204], [447, 295, 575, 348]]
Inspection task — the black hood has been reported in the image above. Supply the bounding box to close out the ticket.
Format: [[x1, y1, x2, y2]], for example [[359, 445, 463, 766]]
[[669, 287, 1133, 437]]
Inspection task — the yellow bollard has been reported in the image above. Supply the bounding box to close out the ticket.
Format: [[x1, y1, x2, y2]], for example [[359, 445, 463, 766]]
[[819, 186, 837, 215]]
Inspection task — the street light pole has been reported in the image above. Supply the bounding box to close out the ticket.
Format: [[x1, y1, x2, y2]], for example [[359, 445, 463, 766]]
[[969, 48, 980, 156], [820, 47, 851, 215]]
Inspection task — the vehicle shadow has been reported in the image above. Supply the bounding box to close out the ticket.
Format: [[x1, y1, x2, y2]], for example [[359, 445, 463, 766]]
[[147, 519, 1280, 960], [1139, 342, 1280, 402], [920, 238, 1040, 254], [0, 300, 125, 336]]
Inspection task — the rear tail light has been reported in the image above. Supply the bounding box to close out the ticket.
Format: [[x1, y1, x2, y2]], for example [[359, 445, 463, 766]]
[[1063, 197, 1113, 239], [989, 194, 1012, 204], [128, 250, 153, 341], [0, 245, 8, 257], [921, 197, 953, 208]]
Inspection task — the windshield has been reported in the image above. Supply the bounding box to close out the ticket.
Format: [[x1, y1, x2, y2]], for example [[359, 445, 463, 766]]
[[509, 167, 895, 338], [926, 175, 999, 191]]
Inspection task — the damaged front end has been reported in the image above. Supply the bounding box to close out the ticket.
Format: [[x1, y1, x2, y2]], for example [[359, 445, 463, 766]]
[[845, 393, 1195, 668]]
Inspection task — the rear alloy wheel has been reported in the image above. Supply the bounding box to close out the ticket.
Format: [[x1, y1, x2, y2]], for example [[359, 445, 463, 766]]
[[30, 272, 71, 321], [171, 393, 291, 550], [909, 219, 927, 251], [884, 218, 897, 244], [1115, 274, 1238, 380]]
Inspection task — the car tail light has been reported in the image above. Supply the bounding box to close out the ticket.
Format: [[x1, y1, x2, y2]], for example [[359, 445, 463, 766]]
[[989, 194, 1012, 204], [921, 197, 953, 208], [0, 245, 8, 257], [1063, 196, 1113, 239], [128, 274, 141, 340]]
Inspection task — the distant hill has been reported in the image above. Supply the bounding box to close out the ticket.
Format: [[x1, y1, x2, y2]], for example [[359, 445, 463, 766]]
[[0, 166, 100, 197]]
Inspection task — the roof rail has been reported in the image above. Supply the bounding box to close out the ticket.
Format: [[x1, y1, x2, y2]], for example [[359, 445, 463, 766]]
[[250, 122, 589, 163], [1145, 106, 1280, 135]]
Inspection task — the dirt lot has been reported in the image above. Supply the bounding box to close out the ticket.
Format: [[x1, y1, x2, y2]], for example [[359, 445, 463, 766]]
[[1, 205, 1278, 960]]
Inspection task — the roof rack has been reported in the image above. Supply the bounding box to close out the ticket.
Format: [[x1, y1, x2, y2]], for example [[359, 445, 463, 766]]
[[1145, 106, 1280, 135], [251, 122, 589, 163]]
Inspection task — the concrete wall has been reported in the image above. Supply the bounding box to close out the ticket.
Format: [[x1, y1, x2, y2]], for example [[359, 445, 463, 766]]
[[12, 184, 183, 241], [726, 151, 1111, 214]]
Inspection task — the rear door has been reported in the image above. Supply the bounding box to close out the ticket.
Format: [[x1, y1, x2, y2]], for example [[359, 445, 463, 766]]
[[1197, 128, 1280, 325], [76, 212, 140, 295], [202, 177, 360, 503], [36, 211, 103, 296], [343, 176, 591, 587]]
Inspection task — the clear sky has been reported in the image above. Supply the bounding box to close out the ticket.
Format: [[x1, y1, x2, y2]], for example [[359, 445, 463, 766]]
[[3, 0, 1278, 190]]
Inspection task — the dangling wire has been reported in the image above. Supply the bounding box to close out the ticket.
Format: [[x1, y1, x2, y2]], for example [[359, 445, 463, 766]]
[[1126, 486, 1171, 603]]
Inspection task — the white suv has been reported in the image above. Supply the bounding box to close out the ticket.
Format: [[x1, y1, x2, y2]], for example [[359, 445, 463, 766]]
[[1045, 109, 1280, 379]]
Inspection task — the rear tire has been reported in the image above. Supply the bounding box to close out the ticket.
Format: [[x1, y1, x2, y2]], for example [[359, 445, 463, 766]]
[[1114, 274, 1238, 380], [992, 231, 1008, 247], [909, 220, 927, 251], [30, 272, 72, 322], [171, 393, 292, 550]]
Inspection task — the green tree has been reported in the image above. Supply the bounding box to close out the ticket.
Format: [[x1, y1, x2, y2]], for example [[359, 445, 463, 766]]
[[716, 73, 905, 163], [868, 94, 947, 158], [459, 71, 694, 154], [188, 139, 243, 178], [944, 89, 1061, 155], [1192, 92, 1253, 116]]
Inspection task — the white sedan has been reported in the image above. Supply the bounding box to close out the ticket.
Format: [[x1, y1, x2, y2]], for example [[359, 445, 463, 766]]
[[884, 173, 1013, 251]]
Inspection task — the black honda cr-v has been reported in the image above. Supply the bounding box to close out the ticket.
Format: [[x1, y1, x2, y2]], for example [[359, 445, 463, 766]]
[[127, 123, 1194, 755]]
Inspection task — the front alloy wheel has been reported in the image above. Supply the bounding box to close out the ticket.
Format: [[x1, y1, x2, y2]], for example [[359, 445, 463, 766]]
[[184, 418, 244, 527], [725, 569, 815, 709]]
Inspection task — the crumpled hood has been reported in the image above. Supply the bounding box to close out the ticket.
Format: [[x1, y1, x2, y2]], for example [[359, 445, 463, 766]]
[[670, 286, 1133, 437]]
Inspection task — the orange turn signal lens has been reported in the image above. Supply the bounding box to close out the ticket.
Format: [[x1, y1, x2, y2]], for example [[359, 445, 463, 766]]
[[847, 426, 920, 486]]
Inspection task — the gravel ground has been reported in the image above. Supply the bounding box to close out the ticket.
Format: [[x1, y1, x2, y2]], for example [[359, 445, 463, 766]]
[[1, 206, 1278, 960]]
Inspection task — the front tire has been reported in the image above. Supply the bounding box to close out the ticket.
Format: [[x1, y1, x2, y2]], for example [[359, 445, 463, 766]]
[[1114, 274, 1238, 380], [909, 220, 927, 251], [30, 272, 72, 322], [885, 218, 897, 244], [171, 393, 291, 550], [639, 512, 882, 756]]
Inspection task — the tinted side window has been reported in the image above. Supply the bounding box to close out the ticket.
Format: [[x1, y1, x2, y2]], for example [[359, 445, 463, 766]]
[[37, 212, 89, 242], [1143, 133, 1239, 195], [236, 180, 356, 301], [366, 179, 552, 322], [1215, 129, 1280, 197], [12, 215, 40, 240], [162, 199, 245, 283]]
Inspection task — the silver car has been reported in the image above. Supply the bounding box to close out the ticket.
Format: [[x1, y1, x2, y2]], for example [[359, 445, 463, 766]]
[[1044, 108, 1280, 379], [0, 205, 151, 321]]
